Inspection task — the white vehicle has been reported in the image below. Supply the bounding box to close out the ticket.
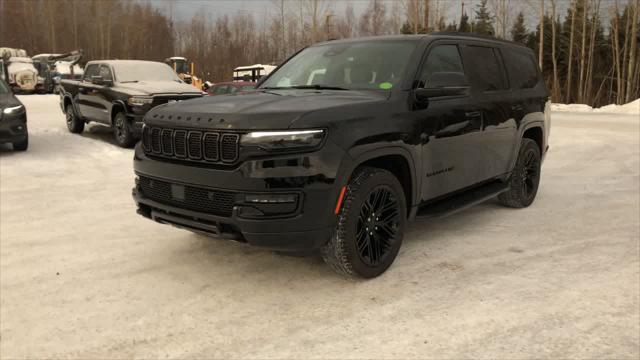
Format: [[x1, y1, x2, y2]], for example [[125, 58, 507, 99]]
[[233, 64, 276, 82], [6, 57, 38, 93]]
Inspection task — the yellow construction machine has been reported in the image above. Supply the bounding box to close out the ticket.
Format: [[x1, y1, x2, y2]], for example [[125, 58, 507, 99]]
[[165, 56, 203, 90]]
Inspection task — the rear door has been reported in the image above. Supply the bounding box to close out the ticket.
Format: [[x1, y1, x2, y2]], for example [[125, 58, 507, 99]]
[[459, 43, 515, 180]]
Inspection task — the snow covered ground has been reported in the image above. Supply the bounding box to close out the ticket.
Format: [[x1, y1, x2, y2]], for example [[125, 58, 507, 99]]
[[1, 95, 639, 358]]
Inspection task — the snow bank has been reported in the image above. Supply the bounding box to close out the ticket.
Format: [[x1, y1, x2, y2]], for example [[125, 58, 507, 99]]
[[552, 99, 639, 115]]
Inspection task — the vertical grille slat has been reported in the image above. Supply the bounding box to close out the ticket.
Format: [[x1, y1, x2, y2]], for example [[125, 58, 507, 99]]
[[174, 130, 187, 158], [187, 131, 203, 159], [142, 125, 151, 151], [221, 134, 239, 162], [203, 133, 220, 161], [161, 129, 174, 155], [143, 127, 240, 164], [150, 128, 162, 154]]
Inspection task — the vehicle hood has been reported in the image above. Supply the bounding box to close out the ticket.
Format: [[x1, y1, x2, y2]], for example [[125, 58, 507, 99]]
[[145, 89, 389, 130], [115, 81, 201, 96]]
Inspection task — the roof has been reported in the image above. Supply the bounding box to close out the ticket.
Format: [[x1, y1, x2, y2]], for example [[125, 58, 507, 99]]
[[315, 33, 528, 49], [86, 60, 166, 67]]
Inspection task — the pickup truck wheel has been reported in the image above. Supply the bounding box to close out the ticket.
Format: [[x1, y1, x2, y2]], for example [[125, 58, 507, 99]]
[[13, 133, 28, 151], [498, 138, 541, 208], [321, 167, 406, 278], [65, 105, 84, 133], [113, 112, 135, 148]]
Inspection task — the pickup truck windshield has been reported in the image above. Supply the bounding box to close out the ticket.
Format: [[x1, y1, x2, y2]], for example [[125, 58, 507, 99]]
[[260, 40, 417, 91], [115, 62, 181, 83]]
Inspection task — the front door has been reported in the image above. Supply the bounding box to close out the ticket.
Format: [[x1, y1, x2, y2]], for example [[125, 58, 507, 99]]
[[415, 42, 485, 201]]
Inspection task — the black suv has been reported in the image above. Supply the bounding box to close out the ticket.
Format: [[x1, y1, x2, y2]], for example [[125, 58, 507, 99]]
[[59, 60, 202, 147], [0, 78, 28, 151], [133, 34, 550, 278]]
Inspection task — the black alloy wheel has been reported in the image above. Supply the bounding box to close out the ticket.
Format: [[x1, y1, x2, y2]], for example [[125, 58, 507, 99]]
[[498, 138, 541, 208], [322, 166, 406, 278]]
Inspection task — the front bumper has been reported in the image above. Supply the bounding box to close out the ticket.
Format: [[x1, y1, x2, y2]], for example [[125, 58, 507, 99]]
[[132, 141, 347, 251], [0, 115, 27, 144]]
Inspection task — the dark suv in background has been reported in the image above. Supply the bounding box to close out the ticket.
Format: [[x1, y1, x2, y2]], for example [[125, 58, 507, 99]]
[[59, 60, 202, 147], [0, 79, 28, 151], [132, 34, 550, 278]]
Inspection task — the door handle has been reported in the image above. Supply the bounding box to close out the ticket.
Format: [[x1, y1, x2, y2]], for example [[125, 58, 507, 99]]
[[511, 104, 524, 111], [465, 111, 482, 118]]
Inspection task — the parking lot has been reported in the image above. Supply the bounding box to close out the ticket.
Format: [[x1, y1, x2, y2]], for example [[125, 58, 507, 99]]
[[1, 95, 638, 358]]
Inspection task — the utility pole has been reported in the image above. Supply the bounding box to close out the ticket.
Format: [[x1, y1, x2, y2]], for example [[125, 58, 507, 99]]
[[325, 11, 333, 39]]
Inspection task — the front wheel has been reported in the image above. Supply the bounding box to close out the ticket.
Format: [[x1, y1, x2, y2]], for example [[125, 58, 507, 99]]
[[498, 138, 541, 208], [321, 167, 406, 278], [66, 104, 84, 133], [113, 112, 135, 148]]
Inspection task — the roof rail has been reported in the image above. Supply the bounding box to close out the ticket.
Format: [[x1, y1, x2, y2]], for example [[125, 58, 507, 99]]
[[429, 31, 529, 47]]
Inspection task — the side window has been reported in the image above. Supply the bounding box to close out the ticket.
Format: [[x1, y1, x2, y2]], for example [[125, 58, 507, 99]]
[[504, 48, 539, 89], [99, 65, 113, 82], [462, 46, 506, 92], [213, 85, 228, 95], [419, 44, 465, 88], [229, 86, 239, 93], [83, 64, 98, 81]]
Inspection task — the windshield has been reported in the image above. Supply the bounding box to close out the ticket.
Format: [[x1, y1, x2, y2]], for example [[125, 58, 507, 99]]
[[171, 59, 189, 74], [260, 40, 417, 91], [0, 79, 9, 93], [115, 62, 181, 82]]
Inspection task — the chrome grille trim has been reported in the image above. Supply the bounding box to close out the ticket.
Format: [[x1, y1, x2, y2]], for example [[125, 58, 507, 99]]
[[143, 126, 240, 164]]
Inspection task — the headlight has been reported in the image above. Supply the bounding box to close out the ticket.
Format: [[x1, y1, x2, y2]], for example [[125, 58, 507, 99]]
[[127, 96, 153, 106], [3, 105, 24, 115], [241, 129, 325, 151]]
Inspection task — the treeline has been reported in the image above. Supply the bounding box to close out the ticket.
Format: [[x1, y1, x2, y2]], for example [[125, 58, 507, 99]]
[[1, 0, 638, 106]]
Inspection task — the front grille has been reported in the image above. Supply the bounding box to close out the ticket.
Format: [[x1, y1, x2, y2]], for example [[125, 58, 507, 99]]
[[138, 176, 236, 217], [142, 126, 240, 164]]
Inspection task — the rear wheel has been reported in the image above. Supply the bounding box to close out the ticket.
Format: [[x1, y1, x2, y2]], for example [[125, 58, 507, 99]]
[[321, 167, 406, 278], [65, 104, 84, 133], [498, 138, 541, 208], [12, 133, 28, 151], [113, 112, 135, 148]]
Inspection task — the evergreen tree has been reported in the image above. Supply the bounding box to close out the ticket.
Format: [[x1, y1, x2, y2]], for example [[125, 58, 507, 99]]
[[473, 0, 495, 35], [458, 13, 471, 32], [510, 12, 528, 43]]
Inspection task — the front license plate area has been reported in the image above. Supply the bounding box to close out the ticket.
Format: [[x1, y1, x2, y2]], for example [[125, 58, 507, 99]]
[[171, 184, 185, 202]]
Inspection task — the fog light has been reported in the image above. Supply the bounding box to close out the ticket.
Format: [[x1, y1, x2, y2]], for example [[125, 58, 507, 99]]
[[244, 194, 297, 204]]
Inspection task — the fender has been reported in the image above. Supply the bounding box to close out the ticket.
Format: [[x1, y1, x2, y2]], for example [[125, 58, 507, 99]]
[[109, 100, 128, 124], [331, 145, 420, 214], [506, 120, 545, 173]]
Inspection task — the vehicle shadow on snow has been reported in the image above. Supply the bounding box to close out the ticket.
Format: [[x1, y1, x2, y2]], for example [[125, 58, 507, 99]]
[[80, 124, 123, 147], [160, 199, 509, 282]]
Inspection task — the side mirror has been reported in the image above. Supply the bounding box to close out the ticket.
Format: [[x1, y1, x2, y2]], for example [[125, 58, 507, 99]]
[[91, 75, 104, 85], [415, 72, 470, 100]]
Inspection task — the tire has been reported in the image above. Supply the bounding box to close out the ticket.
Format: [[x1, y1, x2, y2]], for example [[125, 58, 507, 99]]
[[65, 104, 84, 133], [112, 112, 135, 148], [498, 138, 541, 208], [13, 133, 28, 151], [321, 167, 406, 278]]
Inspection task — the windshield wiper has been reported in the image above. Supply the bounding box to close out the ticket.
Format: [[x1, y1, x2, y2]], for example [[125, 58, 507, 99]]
[[261, 85, 349, 91], [120, 80, 139, 83]]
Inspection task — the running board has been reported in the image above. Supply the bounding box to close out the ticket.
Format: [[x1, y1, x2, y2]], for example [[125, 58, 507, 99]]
[[415, 181, 509, 219]]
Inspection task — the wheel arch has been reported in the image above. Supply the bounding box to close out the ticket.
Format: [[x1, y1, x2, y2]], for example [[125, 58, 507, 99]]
[[110, 100, 128, 125], [339, 146, 419, 217]]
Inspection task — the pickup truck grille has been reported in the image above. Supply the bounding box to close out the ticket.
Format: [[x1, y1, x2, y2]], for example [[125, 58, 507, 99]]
[[138, 176, 236, 217], [142, 126, 240, 164]]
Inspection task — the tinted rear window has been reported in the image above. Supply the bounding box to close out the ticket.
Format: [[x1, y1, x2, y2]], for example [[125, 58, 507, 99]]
[[503, 48, 540, 89], [462, 46, 506, 92]]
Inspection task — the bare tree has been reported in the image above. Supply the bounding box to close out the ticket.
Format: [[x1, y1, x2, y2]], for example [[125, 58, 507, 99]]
[[566, 0, 577, 102], [625, 0, 639, 102]]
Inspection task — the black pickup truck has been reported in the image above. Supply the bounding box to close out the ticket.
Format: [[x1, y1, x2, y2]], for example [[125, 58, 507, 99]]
[[59, 60, 202, 147], [133, 34, 550, 278]]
